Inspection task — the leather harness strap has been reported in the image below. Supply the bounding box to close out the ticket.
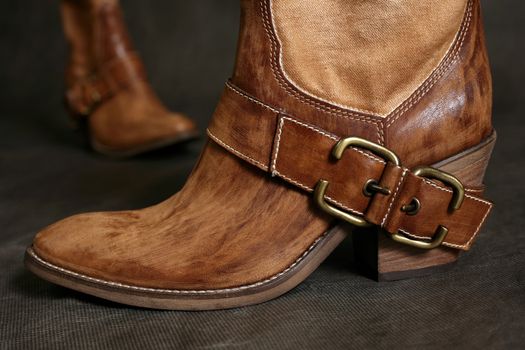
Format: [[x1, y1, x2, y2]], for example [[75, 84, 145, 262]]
[[207, 81, 493, 251], [65, 51, 146, 116]]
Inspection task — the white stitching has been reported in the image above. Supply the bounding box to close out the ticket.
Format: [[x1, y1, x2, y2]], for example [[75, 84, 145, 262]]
[[281, 116, 337, 140], [397, 201, 492, 250], [226, 82, 385, 164], [280, 116, 386, 164], [268, 1, 383, 118], [421, 178, 492, 206], [466, 188, 484, 193], [28, 230, 332, 295], [207, 130, 268, 171], [225, 81, 280, 113], [271, 117, 285, 175], [381, 169, 408, 227], [273, 170, 364, 216], [209, 101, 490, 241], [260, 0, 384, 144], [385, 0, 473, 127], [398, 229, 432, 242], [267, 0, 472, 122], [443, 203, 492, 249]]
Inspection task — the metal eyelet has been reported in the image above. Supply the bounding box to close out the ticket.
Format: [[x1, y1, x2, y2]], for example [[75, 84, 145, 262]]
[[401, 197, 421, 216]]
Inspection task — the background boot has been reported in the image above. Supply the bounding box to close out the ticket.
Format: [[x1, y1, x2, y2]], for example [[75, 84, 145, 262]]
[[61, 0, 198, 157], [26, 0, 495, 309]]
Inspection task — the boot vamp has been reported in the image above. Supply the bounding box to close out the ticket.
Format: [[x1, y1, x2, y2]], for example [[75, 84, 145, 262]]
[[33, 142, 332, 290]]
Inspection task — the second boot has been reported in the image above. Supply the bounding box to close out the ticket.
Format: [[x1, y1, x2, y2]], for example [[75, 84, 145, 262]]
[[61, 0, 198, 156]]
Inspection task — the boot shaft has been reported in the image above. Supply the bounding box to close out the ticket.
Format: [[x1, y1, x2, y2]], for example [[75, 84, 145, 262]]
[[230, 0, 493, 166], [60, 0, 134, 84]]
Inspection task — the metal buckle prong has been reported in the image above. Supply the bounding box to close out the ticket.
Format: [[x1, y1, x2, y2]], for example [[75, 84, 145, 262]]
[[391, 166, 465, 250]]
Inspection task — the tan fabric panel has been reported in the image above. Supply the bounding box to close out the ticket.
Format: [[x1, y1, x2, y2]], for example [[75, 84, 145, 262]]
[[271, 0, 468, 116]]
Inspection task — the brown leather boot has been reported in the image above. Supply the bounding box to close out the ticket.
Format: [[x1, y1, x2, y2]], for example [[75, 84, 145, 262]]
[[26, 0, 495, 309], [61, 0, 198, 156]]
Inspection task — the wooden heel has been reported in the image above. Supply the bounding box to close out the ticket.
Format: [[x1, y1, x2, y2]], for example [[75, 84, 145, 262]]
[[354, 132, 496, 281]]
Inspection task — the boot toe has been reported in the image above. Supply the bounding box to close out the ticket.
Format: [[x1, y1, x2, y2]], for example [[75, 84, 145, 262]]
[[157, 111, 199, 140], [32, 211, 145, 285]]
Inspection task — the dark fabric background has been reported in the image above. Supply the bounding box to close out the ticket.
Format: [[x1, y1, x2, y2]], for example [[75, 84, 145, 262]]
[[1, 1, 524, 349]]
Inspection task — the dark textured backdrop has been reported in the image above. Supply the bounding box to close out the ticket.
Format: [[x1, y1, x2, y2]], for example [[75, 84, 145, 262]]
[[1, 1, 524, 349]]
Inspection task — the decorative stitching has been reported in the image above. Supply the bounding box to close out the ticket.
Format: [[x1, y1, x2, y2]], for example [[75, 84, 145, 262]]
[[397, 201, 492, 250], [28, 229, 332, 295], [279, 116, 386, 164], [261, 0, 473, 146], [381, 169, 408, 227], [269, 12, 382, 117], [207, 130, 268, 171], [260, 0, 384, 144], [270, 117, 285, 175], [398, 229, 432, 242], [225, 81, 280, 114], [444, 203, 492, 249], [421, 178, 492, 206], [272, 169, 364, 216], [208, 102, 489, 243], [385, 0, 474, 127], [282, 116, 337, 140], [267, 0, 472, 122]]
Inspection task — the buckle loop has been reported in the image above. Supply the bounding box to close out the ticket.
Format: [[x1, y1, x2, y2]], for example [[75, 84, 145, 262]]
[[391, 166, 465, 250], [313, 137, 400, 228]]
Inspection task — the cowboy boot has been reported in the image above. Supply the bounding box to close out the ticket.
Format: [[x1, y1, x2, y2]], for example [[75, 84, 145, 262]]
[[26, 0, 495, 309], [61, 0, 198, 157]]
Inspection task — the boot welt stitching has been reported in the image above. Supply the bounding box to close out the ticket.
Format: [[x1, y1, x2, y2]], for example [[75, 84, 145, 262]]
[[29, 230, 331, 295]]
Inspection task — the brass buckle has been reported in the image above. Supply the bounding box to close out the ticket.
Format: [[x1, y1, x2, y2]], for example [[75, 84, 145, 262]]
[[313, 137, 401, 227], [390, 166, 465, 249], [313, 136, 466, 250]]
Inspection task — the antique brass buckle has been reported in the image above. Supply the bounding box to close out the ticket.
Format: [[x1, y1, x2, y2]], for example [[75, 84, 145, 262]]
[[313, 137, 400, 227], [313, 137, 466, 250], [390, 166, 465, 249]]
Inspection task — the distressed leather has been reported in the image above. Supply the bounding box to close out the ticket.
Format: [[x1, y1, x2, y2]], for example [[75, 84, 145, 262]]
[[208, 82, 492, 250], [62, 0, 197, 152], [34, 142, 332, 289], [232, 0, 492, 165], [30, 0, 493, 291]]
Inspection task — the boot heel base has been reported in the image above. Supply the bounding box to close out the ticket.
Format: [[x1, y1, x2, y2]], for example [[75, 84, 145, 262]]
[[353, 131, 496, 281], [353, 230, 460, 281]]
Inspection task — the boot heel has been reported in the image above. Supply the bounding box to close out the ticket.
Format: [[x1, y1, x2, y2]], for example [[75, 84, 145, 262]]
[[353, 132, 496, 281]]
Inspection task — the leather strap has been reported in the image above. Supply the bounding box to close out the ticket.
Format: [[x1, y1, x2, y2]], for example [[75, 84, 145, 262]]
[[207, 81, 493, 250], [65, 51, 146, 116]]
